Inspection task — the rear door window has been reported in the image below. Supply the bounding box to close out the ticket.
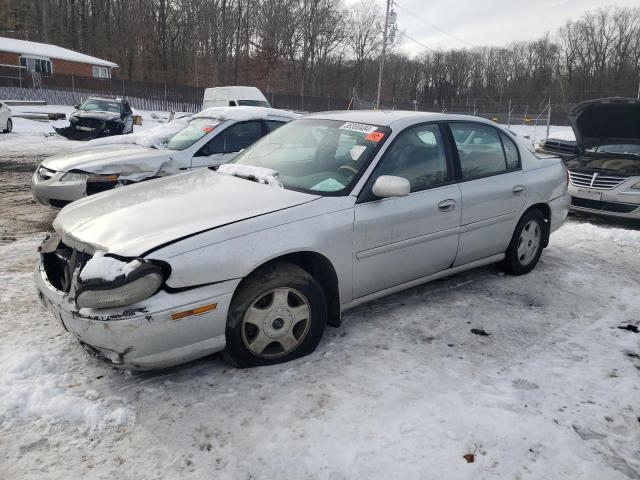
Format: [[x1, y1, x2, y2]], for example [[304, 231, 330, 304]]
[[206, 120, 265, 154], [266, 120, 286, 132], [500, 131, 521, 169], [449, 123, 508, 180]]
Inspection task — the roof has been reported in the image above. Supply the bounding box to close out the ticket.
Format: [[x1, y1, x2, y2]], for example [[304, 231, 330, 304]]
[[0, 37, 118, 68], [193, 106, 300, 122], [305, 110, 495, 128]]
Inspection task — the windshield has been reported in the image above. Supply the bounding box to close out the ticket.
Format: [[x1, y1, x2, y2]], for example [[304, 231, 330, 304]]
[[237, 100, 271, 107], [229, 119, 390, 194], [80, 99, 121, 114], [166, 118, 221, 151], [594, 144, 640, 155]]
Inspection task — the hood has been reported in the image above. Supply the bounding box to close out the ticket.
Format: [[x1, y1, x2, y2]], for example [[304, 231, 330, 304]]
[[42, 145, 172, 173], [53, 169, 319, 257], [569, 97, 640, 151], [72, 109, 121, 122]]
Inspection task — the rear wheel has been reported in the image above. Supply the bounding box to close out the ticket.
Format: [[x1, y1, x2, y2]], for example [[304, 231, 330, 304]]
[[500, 209, 546, 275], [223, 262, 326, 368], [3, 118, 12, 133]]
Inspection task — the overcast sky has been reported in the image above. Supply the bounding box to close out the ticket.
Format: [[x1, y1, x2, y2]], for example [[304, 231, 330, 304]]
[[346, 0, 640, 55]]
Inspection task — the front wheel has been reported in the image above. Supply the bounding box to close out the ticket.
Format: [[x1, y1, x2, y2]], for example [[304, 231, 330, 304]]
[[499, 209, 546, 275], [223, 262, 327, 368], [3, 118, 12, 133]]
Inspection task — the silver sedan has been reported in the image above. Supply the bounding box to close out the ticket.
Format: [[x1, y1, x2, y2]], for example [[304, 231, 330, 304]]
[[566, 97, 640, 220], [35, 111, 569, 369]]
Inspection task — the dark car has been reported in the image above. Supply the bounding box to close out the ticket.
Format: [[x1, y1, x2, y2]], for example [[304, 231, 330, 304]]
[[566, 97, 640, 219], [55, 96, 134, 140]]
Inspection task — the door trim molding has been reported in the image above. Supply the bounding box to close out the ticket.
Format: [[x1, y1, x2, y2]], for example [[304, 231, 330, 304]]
[[355, 226, 460, 260], [460, 211, 517, 233]]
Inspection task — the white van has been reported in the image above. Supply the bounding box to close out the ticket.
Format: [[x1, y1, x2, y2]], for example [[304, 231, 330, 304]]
[[202, 86, 271, 109]]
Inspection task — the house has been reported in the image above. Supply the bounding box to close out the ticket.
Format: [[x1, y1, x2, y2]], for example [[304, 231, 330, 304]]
[[0, 37, 118, 78]]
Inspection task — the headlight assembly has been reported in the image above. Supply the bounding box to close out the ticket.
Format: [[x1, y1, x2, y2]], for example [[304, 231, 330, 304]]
[[60, 172, 119, 183], [60, 172, 88, 182], [76, 259, 164, 309]]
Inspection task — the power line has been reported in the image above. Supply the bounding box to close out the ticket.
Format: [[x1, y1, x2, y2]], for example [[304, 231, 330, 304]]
[[396, 29, 436, 52], [393, 0, 471, 47]]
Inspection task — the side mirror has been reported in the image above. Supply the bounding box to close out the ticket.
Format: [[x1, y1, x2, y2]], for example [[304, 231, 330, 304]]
[[74, 104, 80, 109], [372, 175, 410, 198]]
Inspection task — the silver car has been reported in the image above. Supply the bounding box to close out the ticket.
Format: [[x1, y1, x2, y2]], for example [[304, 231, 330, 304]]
[[35, 111, 569, 369], [32, 107, 297, 208], [566, 98, 640, 220]]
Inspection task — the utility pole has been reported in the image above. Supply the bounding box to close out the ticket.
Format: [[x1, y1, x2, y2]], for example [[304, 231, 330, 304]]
[[546, 99, 551, 140], [376, 0, 392, 109]]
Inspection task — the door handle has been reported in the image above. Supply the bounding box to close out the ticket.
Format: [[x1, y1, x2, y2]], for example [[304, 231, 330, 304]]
[[512, 185, 527, 196], [437, 199, 457, 212]]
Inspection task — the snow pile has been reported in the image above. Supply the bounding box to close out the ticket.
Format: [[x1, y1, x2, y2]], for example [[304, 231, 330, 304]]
[[79, 252, 141, 282], [217, 163, 283, 187], [0, 351, 134, 430], [194, 106, 299, 121], [73, 116, 191, 151], [560, 222, 640, 246]]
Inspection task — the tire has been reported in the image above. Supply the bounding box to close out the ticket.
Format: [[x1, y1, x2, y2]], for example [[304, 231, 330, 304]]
[[499, 209, 546, 275], [3, 118, 12, 133], [222, 262, 327, 368]]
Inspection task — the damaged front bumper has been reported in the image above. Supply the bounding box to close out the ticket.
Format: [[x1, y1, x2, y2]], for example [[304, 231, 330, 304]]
[[35, 256, 239, 369], [32, 169, 87, 208]]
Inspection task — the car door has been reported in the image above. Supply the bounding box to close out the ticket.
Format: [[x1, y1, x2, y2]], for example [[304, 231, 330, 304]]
[[190, 120, 266, 168], [447, 122, 527, 266], [353, 123, 462, 298], [0, 102, 8, 128]]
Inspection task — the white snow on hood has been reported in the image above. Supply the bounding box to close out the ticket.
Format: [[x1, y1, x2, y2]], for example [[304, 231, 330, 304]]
[[73, 117, 191, 151], [217, 164, 283, 187], [79, 251, 141, 282], [193, 106, 299, 122]]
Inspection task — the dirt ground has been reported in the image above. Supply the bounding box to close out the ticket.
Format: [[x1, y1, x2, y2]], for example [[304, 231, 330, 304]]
[[0, 144, 66, 245]]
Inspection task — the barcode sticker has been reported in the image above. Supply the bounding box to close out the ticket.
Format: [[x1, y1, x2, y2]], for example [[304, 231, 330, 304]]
[[340, 122, 378, 134]]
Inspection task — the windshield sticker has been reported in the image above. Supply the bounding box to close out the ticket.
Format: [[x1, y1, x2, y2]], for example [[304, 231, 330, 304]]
[[202, 126, 215, 133], [349, 145, 367, 161], [365, 131, 385, 143], [311, 178, 345, 192], [340, 122, 378, 134]]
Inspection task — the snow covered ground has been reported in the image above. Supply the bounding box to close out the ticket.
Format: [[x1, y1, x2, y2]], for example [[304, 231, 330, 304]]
[[0, 113, 639, 479]]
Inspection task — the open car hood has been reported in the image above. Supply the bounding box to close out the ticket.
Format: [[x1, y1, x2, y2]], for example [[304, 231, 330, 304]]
[[569, 97, 640, 151], [54, 169, 319, 257]]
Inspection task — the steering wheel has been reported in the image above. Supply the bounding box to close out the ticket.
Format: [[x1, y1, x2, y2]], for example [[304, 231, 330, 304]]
[[337, 164, 359, 177]]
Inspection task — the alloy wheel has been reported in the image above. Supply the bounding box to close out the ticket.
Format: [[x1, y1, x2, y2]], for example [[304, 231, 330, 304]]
[[517, 219, 541, 266], [241, 287, 311, 359]]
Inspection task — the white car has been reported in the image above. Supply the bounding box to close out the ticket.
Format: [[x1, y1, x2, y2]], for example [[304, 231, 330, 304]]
[[35, 111, 569, 370], [0, 101, 12, 133], [31, 106, 298, 208]]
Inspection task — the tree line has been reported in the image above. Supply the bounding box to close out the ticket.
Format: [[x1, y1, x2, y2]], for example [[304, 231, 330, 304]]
[[1, 0, 639, 110]]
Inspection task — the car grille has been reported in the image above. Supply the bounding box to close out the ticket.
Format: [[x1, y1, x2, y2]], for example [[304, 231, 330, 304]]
[[568, 171, 630, 190], [542, 140, 578, 155], [571, 197, 638, 214], [76, 118, 104, 129]]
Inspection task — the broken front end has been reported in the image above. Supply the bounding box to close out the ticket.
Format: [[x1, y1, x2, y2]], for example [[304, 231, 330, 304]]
[[34, 233, 235, 369]]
